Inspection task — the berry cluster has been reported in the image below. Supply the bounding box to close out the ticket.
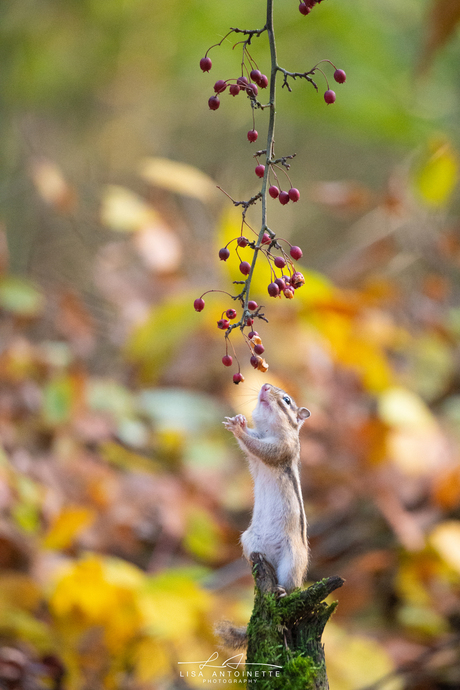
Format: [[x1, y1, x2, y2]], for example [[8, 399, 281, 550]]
[[195, 3, 345, 383], [205, 72, 269, 117], [201, 36, 270, 144], [194, 232, 306, 381]]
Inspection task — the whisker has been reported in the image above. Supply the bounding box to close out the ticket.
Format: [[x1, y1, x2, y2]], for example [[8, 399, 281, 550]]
[[239, 399, 258, 408]]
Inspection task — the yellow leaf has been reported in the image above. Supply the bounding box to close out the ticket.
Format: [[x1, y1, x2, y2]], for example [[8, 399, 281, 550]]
[[139, 157, 217, 202], [313, 311, 393, 392], [50, 556, 144, 652], [99, 440, 160, 473], [183, 507, 223, 562], [415, 139, 458, 207], [125, 293, 200, 381], [217, 207, 334, 305], [43, 506, 96, 550], [325, 623, 402, 690], [395, 558, 432, 606], [398, 604, 448, 636], [134, 638, 170, 683], [140, 571, 211, 643], [100, 185, 155, 232], [378, 387, 436, 429], [0, 573, 41, 612], [430, 520, 460, 574]]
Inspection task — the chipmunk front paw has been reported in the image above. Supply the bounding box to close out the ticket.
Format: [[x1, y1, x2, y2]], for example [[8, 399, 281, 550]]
[[223, 415, 247, 436]]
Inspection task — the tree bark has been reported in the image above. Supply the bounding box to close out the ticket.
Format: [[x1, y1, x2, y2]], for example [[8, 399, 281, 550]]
[[246, 552, 344, 690]]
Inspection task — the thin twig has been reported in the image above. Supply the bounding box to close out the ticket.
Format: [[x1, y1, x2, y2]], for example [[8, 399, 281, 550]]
[[278, 66, 318, 92], [270, 153, 296, 170]]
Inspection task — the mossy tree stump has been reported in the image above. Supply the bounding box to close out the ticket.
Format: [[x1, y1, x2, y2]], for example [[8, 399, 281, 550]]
[[246, 553, 344, 690]]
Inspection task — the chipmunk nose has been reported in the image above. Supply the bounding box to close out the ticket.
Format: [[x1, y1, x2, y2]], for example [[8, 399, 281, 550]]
[[259, 383, 271, 401]]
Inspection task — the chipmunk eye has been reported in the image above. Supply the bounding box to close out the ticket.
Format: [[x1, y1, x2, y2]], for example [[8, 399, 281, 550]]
[[283, 395, 291, 406]]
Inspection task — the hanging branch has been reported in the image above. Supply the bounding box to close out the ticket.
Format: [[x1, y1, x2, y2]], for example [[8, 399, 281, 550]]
[[195, 0, 346, 385]]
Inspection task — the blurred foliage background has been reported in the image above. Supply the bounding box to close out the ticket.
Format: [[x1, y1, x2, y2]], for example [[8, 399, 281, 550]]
[[2, 0, 460, 688]]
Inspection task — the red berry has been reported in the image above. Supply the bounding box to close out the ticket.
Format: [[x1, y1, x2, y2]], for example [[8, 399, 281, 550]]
[[229, 84, 241, 96], [255, 164, 265, 178], [248, 330, 259, 339], [219, 247, 230, 261], [282, 275, 291, 285], [247, 130, 258, 143], [262, 232, 271, 245], [274, 256, 286, 269], [299, 3, 311, 15], [334, 69, 346, 84], [247, 83, 259, 97], [269, 186, 279, 199], [324, 90, 336, 104], [254, 343, 265, 355], [291, 271, 305, 288], [288, 188, 300, 202], [237, 76, 249, 87], [250, 355, 260, 369], [250, 69, 262, 84], [279, 191, 290, 205], [226, 308, 237, 320], [217, 318, 230, 330], [290, 246, 303, 261], [245, 317, 254, 326], [268, 282, 280, 297], [283, 287, 295, 299], [214, 80, 227, 93], [259, 74, 268, 89], [248, 300, 258, 311], [222, 355, 233, 367], [233, 372, 244, 384], [275, 277, 286, 291], [239, 261, 251, 275], [200, 57, 212, 72], [208, 96, 220, 110], [237, 236, 248, 248], [194, 297, 205, 312]]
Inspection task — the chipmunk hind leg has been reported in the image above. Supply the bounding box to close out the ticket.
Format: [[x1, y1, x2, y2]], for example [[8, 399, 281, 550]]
[[276, 547, 308, 593]]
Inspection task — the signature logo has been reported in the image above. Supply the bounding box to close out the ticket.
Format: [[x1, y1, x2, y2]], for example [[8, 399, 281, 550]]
[[178, 651, 282, 670]]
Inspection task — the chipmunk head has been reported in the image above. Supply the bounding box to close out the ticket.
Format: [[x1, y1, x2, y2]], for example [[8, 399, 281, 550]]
[[252, 383, 310, 433]]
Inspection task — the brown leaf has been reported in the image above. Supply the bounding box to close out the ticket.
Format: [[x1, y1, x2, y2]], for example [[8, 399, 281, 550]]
[[420, 0, 460, 72], [29, 158, 77, 213], [56, 291, 95, 355], [0, 228, 9, 275], [310, 180, 373, 214]]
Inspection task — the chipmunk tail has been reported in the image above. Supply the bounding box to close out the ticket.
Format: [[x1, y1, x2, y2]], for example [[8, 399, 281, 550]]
[[214, 620, 248, 650]]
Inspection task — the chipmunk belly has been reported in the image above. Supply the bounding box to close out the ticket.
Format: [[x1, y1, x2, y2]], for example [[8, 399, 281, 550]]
[[241, 458, 306, 567]]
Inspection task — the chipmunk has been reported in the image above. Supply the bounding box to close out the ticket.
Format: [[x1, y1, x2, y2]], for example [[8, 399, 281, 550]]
[[224, 383, 311, 594]]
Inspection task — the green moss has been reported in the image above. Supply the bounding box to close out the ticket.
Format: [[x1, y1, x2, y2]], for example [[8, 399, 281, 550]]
[[244, 578, 342, 689]]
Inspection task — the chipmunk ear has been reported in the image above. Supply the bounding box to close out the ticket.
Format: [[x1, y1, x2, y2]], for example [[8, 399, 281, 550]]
[[297, 407, 311, 422]]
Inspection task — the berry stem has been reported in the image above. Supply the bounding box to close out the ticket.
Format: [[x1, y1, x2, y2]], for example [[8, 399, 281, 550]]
[[205, 29, 236, 57], [239, 0, 277, 322]]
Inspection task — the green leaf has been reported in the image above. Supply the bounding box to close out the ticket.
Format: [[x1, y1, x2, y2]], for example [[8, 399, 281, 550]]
[[183, 507, 222, 562], [125, 294, 201, 382], [0, 276, 44, 316], [87, 379, 135, 421], [42, 375, 73, 425], [138, 388, 226, 435]]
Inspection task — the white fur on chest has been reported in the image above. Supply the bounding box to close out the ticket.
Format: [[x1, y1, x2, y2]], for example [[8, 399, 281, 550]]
[[241, 455, 303, 557]]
